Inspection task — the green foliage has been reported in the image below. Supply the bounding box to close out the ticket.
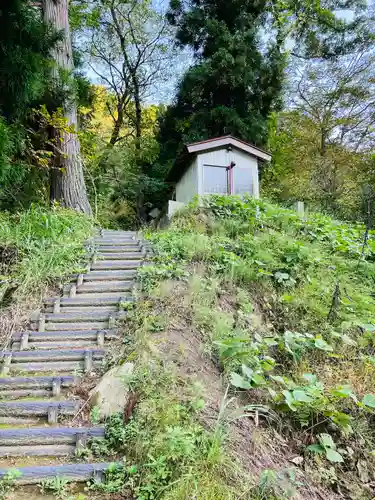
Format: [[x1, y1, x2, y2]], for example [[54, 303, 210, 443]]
[[0, 469, 21, 498], [0, 1, 57, 121], [87, 365, 236, 499], [307, 433, 344, 463], [0, 204, 93, 303], [145, 195, 375, 493], [159, 0, 286, 165], [39, 476, 70, 499]]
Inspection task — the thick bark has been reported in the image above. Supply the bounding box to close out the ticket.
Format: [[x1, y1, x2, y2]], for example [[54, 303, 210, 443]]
[[43, 0, 92, 216], [132, 78, 142, 147], [109, 104, 124, 146]]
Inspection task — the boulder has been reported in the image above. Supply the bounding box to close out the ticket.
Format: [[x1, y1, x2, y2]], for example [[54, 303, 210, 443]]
[[89, 363, 134, 419]]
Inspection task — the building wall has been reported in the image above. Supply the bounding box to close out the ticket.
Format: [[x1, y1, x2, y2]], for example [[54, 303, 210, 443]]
[[197, 146, 259, 197], [175, 146, 260, 203], [175, 157, 198, 203]]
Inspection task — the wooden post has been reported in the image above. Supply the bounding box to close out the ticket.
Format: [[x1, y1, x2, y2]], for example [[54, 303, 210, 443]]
[[69, 284, 77, 298], [52, 378, 61, 397], [294, 201, 305, 216], [97, 331, 105, 347], [84, 351, 93, 372], [20, 333, 29, 351], [38, 313, 46, 332], [53, 298, 61, 314], [48, 406, 58, 424], [2, 353, 12, 375], [76, 431, 88, 452]]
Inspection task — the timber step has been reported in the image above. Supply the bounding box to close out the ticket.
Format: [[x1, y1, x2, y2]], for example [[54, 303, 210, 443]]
[[1, 349, 105, 362], [12, 330, 115, 342], [0, 462, 118, 484], [64, 281, 134, 294], [44, 296, 134, 307], [0, 400, 80, 418], [95, 252, 144, 260], [0, 444, 76, 457], [42, 311, 127, 322], [5, 360, 102, 373], [44, 305, 120, 314], [12, 341, 102, 351], [0, 426, 104, 446], [91, 260, 143, 270], [69, 270, 137, 281], [33, 321, 110, 331], [92, 244, 140, 252], [0, 375, 78, 389], [94, 238, 139, 245]]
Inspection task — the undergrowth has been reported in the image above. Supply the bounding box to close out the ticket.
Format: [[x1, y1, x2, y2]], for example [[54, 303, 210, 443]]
[[133, 196, 375, 498], [0, 204, 93, 304]]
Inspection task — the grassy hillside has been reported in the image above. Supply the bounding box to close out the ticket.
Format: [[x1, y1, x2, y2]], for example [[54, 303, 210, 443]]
[[131, 196, 375, 498], [0, 205, 93, 345]]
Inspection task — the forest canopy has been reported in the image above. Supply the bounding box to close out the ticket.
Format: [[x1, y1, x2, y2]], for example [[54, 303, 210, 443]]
[[0, 0, 374, 224]]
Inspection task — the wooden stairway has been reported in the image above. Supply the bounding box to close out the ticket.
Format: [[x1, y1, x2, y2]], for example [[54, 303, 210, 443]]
[[0, 230, 146, 485]]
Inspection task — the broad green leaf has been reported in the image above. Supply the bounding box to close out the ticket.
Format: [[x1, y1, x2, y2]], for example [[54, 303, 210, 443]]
[[314, 337, 333, 351], [282, 390, 297, 411], [329, 385, 353, 398], [230, 372, 252, 390], [319, 433, 335, 448], [252, 374, 266, 386], [341, 334, 357, 346], [362, 393, 375, 408], [292, 389, 313, 402], [302, 373, 317, 384], [325, 448, 344, 463], [270, 375, 287, 385], [241, 364, 253, 379]]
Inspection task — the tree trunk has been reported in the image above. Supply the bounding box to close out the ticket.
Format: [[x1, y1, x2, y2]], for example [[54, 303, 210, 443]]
[[43, 0, 92, 216], [133, 78, 142, 148]]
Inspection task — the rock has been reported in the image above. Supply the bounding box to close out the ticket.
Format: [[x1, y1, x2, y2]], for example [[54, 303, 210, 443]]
[[89, 363, 134, 420], [357, 459, 370, 483], [289, 456, 304, 466]]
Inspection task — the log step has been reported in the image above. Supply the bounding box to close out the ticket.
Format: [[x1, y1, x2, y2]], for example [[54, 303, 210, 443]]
[[0, 462, 118, 484], [44, 305, 119, 314], [69, 270, 136, 281], [1, 349, 104, 362], [0, 388, 52, 400], [44, 296, 133, 307], [94, 238, 139, 245], [96, 252, 144, 260], [0, 444, 75, 457], [0, 400, 80, 417], [12, 330, 115, 342], [67, 281, 134, 293], [43, 311, 126, 322], [8, 360, 102, 373], [12, 340, 99, 351], [91, 261, 142, 270], [0, 426, 105, 445], [0, 375, 78, 390], [93, 245, 140, 252], [39, 321, 109, 331]]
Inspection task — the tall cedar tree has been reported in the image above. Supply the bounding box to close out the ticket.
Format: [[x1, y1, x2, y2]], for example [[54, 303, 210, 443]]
[[158, 0, 285, 165], [43, 0, 92, 215]]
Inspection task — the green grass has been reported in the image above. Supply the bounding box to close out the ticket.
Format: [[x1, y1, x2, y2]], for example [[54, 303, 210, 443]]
[[0, 204, 93, 303], [136, 195, 375, 498]]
